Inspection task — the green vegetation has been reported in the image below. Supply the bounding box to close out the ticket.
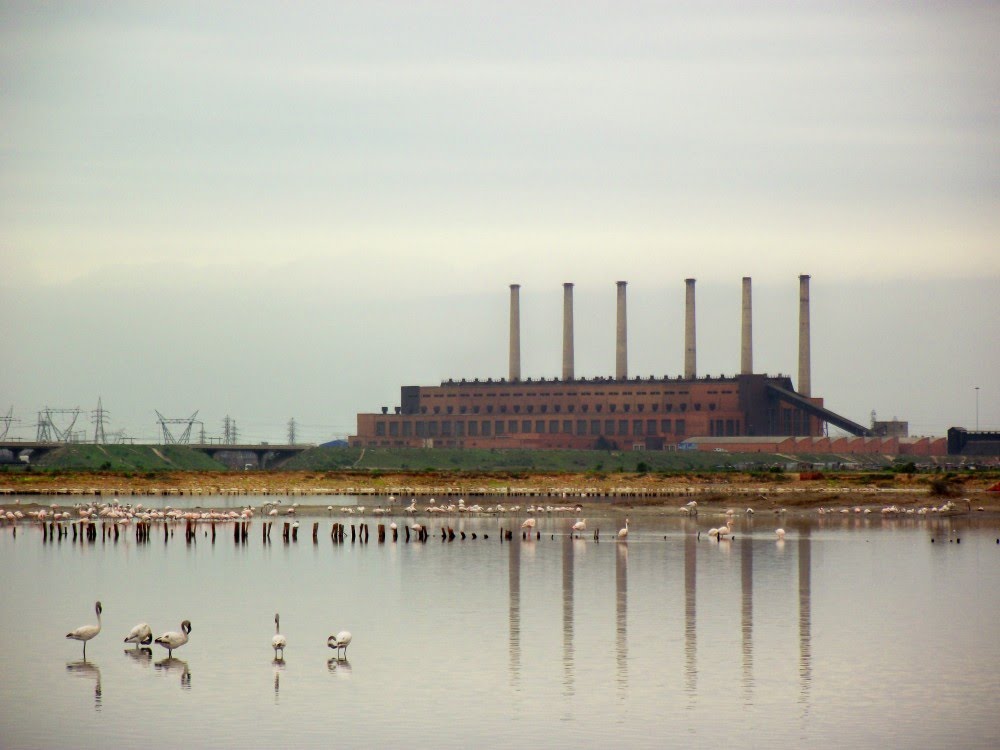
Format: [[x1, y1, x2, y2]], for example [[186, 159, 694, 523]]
[[27, 445, 228, 472]]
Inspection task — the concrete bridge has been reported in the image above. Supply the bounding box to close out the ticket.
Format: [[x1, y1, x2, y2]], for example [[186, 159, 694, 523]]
[[0, 441, 313, 468], [188, 443, 313, 468]]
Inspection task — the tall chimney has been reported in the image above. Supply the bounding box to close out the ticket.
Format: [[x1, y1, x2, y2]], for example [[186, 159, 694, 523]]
[[798, 274, 811, 397], [509, 283, 521, 382], [741, 277, 753, 375], [684, 278, 697, 379], [562, 283, 574, 381], [615, 281, 627, 380]]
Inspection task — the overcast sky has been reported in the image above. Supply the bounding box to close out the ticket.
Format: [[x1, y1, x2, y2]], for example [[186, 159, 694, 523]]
[[1, 1, 997, 444]]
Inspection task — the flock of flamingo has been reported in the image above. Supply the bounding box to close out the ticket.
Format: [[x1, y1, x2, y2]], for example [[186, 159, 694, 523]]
[[66, 602, 351, 661]]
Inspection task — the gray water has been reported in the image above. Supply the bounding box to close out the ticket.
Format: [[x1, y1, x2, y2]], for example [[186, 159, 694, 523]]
[[1, 500, 999, 749]]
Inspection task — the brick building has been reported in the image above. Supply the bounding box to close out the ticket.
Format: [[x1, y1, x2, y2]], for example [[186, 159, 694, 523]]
[[350, 373, 825, 450], [351, 276, 874, 451]]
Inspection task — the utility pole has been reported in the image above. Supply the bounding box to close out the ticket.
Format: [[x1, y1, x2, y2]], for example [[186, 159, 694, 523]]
[[287, 418, 297, 445]]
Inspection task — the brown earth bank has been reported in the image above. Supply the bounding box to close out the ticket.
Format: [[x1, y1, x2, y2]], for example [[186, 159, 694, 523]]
[[2, 470, 999, 511]]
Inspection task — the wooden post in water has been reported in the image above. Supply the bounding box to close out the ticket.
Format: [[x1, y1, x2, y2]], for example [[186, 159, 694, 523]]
[[312, 521, 319, 543], [351, 524, 356, 543], [282, 522, 290, 543], [405, 525, 410, 543], [377, 524, 385, 543], [392, 525, 398, 542], [291, 524, 298, 542]]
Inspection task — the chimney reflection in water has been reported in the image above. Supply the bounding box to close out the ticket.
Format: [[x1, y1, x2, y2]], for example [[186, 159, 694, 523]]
[[684, 528, 697, 697], [508, 533, 521, 686], [798, 526, 812, 706], [562, 533, 575, 696], [615, 543, 628, 694], [741, 534, 754, 702]]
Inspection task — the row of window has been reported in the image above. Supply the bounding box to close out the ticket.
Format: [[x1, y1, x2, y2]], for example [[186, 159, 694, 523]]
[[418, 401, 721, 416], [429, 389, 733, 398], [374, 418, 712, 438]]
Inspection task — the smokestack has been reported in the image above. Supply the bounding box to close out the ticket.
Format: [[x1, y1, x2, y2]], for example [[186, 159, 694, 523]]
[[509, 283, 521, 382], [798, 274, 811, 397], [741, 277, 753, 375], [562, 283, 574, 381], [615, 281, 627, 380], [684, 278, 696, 379]]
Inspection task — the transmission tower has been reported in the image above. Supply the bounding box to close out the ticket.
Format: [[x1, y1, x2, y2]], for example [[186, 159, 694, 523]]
[[91, 397, 110, 444], [287, 418, 297, 445], [222, 415, 239, 445], [36, 407, 81, 442], [0, 407, 19, 440], [155, 410, 199, 444]]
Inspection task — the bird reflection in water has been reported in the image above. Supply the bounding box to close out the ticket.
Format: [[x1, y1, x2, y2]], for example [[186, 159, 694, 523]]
[[155, 657, 191, 689], [272, 659, 285, 701], [66, 659, 102, 711], [327, 658, 352, 678], [123, 646, 153, 668]]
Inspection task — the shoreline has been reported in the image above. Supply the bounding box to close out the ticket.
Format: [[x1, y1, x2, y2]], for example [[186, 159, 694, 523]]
[[2, 469, 998, 512]]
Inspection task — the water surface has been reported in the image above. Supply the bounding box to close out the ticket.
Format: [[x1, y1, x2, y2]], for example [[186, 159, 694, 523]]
[[1, 499, 998, 749]]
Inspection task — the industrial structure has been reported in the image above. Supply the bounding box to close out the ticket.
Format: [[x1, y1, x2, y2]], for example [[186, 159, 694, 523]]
[[348, 277, 920, 453]]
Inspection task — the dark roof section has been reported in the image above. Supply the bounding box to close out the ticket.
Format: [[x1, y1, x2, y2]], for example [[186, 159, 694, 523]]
[[766, 383, 872, 437]]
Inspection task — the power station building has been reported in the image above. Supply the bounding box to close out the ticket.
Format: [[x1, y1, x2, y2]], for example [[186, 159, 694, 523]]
[[351, 276, 878, 451]]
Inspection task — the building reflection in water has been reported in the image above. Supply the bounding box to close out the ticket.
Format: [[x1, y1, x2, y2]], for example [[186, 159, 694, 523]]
[[741, 533, 754, 703], [684, 528, 697, 698], [615, 542, 628, 695], [508, 534, 521, 687], [561, 533, 575, 696], [798, 524, 812, 708]]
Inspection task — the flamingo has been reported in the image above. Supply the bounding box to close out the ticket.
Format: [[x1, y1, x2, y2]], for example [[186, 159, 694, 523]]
[[618, 518, 629, 540], [124, 622, 152, 648], [775, 528, 786, 540], [571, 518, 587, 533], [327, 630, 352, 659], [154, 620, 192, 657], [66, 601, 102, 658], [272, 613, 286, 659], [521, 518, 536, 532]]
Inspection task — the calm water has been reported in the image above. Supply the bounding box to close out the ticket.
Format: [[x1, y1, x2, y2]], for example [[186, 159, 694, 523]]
[[1, 498, 999, 749]]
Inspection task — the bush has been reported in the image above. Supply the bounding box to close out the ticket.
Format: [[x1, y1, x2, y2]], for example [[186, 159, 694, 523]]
[[929, 477, 957, 497]]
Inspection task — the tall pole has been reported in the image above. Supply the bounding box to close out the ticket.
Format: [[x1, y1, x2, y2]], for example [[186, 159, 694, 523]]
[[562, 283, 575, 381], [509, 284, 521, 382], [615, 281, 628, 380], [684, 279, 697, 379], [741, 277, 753, 375], [798, 275, 811, 397]]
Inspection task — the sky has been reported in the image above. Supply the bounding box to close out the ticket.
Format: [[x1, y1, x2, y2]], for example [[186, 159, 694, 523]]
[[1, 1, 997, 444]]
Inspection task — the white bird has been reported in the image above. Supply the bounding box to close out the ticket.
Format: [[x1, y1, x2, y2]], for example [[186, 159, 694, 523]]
[[571, 518, 587, 533], [124, 622, 152, 648], [154, 620, 192, 657], [717, 520, 733, 538], [775, 528, 786, 540], [66, 601, 103, 658], [327, 630, 352, 659], [272, 613, 286, 659], [521, 518, 536, 531], [618, 518, 629, 540]]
